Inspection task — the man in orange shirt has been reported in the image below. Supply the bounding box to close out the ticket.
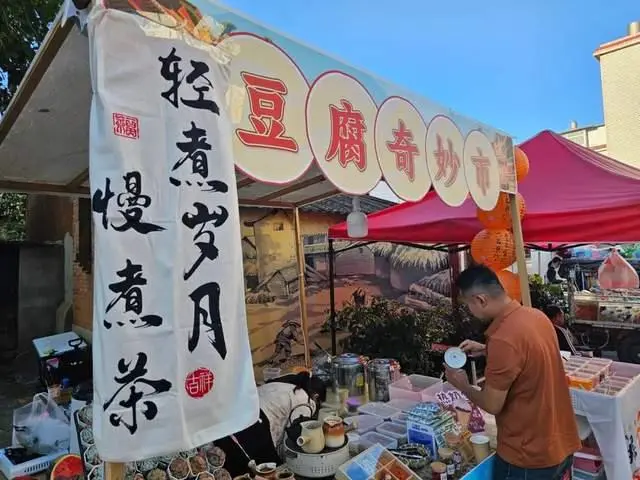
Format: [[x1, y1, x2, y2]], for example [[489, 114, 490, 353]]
[[445, 265, 580, 480]]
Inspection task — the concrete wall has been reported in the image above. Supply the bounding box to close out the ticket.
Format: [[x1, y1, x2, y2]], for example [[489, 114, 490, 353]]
[[597, 34, 640, 165], [17, 245, 64, 350]]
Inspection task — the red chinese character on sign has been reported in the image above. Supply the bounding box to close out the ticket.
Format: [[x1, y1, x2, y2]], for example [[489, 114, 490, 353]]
[[184, 367, 215, 399], [433, 134, 460, 187], [236, 72, 298, 152], [386, 120, 419, 181], [471, 148, 491, 195], [325, 99, 367, 171], [112, 113, 140, 140]]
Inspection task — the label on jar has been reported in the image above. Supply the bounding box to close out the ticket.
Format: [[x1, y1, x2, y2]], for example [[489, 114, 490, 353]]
[[355, 373, 365, 387], [439, 474, 447, 480], [447, 463, 455, 476]]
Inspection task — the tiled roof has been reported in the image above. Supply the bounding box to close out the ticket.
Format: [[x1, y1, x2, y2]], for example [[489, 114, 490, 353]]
[[300, 194, 395, 215]]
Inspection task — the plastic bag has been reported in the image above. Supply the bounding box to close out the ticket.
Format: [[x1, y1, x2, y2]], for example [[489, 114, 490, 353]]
[[13, 393, 70, 454], [598, 250, 640, 289]]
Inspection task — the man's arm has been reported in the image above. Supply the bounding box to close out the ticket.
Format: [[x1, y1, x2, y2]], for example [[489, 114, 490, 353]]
[[458, 384, 509, 416], [470, 338, 522, 416]]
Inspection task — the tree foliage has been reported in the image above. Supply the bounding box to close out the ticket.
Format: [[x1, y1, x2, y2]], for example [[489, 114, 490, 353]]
[[0, 0, 61, 240]]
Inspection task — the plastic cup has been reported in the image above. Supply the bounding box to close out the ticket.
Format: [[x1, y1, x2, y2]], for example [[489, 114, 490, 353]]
[[470, 434, 490, 462]]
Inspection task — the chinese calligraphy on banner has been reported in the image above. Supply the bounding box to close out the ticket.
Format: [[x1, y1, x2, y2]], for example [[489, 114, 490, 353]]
[[88, 8, 258, 461]]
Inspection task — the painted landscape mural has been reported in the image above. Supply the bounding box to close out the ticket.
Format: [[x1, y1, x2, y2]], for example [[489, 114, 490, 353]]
[[240, 201, 450, 375]]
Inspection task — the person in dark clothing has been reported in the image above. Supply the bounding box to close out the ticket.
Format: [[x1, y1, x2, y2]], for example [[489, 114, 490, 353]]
[[544, 305, 592, 357], [544, 305, 577, 354], [546, 257, 566, 284], [214, 372, 327, 477]]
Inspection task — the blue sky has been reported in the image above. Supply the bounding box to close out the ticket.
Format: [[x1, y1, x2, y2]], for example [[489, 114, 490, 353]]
[[219, 0, 637, 143]]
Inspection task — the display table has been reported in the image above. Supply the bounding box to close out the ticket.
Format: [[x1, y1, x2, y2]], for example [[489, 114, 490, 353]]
[[570, 361, 640, 480]]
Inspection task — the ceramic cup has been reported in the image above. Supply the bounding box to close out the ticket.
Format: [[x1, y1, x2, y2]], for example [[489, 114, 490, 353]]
[[322, 416, 345, 448], [470, 434, 490, 462], [255, 463, 276, 480]]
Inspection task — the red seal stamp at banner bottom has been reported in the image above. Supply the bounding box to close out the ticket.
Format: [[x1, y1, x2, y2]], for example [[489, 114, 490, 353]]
[[185, 368, 215, 399]]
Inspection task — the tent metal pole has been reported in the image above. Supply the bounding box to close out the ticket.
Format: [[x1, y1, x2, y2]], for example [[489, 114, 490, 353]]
[[293, 207, 311, 367], [329, 239, 337, 355]]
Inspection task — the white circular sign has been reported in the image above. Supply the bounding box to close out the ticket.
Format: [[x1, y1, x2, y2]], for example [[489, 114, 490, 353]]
[[463, 130, 500, 211], [444, 347, 467, 369], [374, 97, 430, 202], [305, 71, 381, 195], [220, 33, 312, 184], [425, 115, 468, 207]]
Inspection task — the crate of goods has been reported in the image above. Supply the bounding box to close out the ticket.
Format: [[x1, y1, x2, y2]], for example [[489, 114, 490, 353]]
[[358, 431, 398, 451], [336, 443, 419, 480], [344, 414, 384, 434], [375, 422, 407, 445], [0, 448, 65, 479], [358, 401, 400, 420], [406, 403, 457, 458], [388, 374, 442, 402]]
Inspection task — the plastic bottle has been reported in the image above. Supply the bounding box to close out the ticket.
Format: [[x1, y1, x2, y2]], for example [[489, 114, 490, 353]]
[[58, 377, 73, 405]]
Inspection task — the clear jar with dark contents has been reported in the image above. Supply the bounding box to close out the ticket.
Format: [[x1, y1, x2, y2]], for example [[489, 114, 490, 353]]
[[438, 448, 455, 479]]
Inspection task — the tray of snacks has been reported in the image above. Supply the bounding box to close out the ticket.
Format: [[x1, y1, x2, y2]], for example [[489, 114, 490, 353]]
[[74, 405, 231, 480]]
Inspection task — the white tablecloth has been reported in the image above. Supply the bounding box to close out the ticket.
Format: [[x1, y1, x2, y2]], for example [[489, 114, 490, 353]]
[[571, 361, 640, 480]]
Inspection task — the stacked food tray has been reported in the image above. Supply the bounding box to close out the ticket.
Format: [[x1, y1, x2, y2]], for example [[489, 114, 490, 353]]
[[564, 357, 613, 391], [74, 405, 231, 480]]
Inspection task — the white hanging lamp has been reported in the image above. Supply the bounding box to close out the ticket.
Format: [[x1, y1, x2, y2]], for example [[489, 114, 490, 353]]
[[347, 196, 368, 238]]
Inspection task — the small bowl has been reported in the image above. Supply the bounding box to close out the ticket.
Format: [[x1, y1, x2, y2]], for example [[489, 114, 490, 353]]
[[136, 459, 159, 473], [80, 428, 94, 447], [147, 468, 168, 480], [213, 469, 232, 480], [189, 454, 208, 476], [88, 464, 104, 480], [77, 405, 93, 427], [84, 445, 101, 468], [204, 446, 225, 469], [168, 457, 190, 480], [197, 473, 216, 480]]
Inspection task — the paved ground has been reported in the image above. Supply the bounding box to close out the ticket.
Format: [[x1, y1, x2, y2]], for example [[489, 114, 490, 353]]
[[0, 352, 42, 448]]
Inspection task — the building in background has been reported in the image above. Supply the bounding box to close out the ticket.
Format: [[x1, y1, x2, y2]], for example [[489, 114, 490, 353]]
[[559, 21, 640, 166]]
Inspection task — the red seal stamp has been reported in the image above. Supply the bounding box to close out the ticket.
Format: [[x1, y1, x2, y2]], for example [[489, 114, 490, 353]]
[[184, 367, 214, 399]]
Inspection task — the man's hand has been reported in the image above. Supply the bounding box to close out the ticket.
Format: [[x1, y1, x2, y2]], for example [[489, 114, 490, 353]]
[[459, 340, 486, 356], [444, 365, 470, 391]]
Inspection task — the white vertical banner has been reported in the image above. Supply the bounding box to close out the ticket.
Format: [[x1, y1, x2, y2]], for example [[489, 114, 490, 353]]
[[88, 6, 259, 461]]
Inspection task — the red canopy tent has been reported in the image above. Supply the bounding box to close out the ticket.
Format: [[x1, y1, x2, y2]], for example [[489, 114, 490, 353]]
[[328, 130, 640, 246]]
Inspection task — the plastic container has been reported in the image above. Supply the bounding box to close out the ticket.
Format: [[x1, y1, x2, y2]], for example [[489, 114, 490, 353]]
[[572, 447, 603, 474], [461, 453, 494, 479], [358, 402, 399, 420], [387, 398, 419, 413], [375, 422, 407, 445], [344, 414, 384, 434], [389, 374, 442, 402], [0, 449, 63, 479], [390, 411, 409, 426], [358, 431, 398, 451]]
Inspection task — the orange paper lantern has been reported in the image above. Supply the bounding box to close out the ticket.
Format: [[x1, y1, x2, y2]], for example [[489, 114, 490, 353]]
[[514, 146, 530, 182], [477, 192, 526, 230], [471, 229, 516, 270], [496, 269, 522, 301]]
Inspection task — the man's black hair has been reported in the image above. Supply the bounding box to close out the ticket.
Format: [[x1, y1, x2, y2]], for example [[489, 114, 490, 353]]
[[544, 305, 563, 319], [455, 264, 505, 297]]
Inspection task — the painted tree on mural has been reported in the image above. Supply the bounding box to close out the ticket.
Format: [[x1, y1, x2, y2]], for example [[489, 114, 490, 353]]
[[0, 0, 61, 240]]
